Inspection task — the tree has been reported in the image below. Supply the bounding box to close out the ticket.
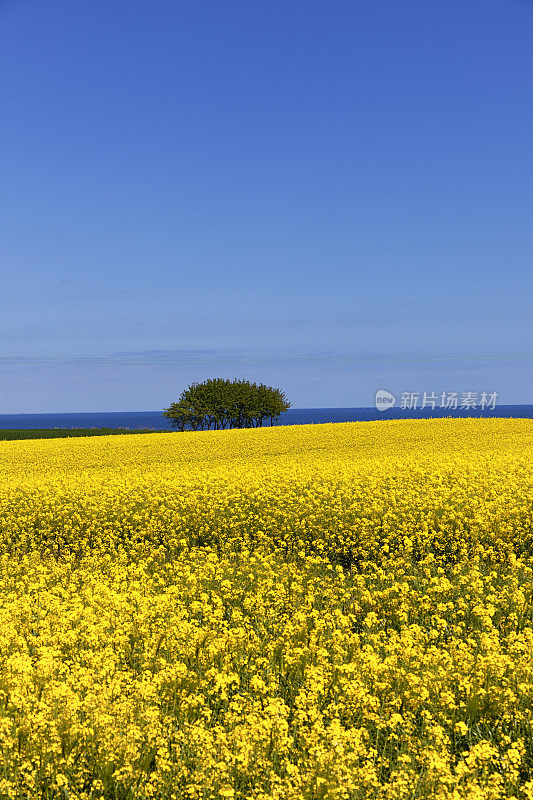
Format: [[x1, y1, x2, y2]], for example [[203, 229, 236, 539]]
[[163, 378, 291, 431]]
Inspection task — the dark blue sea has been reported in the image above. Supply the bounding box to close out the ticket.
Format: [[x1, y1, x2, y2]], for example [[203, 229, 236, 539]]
[[0, 406, 532, 430]]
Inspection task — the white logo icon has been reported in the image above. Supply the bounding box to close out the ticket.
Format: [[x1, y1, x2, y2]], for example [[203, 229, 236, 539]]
[[375, 389, 396, 412]]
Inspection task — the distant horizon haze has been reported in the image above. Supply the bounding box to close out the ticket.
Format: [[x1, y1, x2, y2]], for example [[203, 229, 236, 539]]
[[0, 350, 531, 413]]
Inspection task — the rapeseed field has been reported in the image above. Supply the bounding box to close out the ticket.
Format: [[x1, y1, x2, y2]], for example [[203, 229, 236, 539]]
[[0, 418, 532, 799]]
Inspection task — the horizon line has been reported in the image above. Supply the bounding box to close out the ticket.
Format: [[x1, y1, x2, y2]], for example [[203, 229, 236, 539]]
[[1, 402, 532, 417]]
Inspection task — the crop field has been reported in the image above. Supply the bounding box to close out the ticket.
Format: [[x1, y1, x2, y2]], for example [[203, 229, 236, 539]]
[[0, 418, 533, 800]]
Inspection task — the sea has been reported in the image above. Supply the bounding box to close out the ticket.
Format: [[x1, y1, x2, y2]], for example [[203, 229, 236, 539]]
[[0, 405, 532, 430]]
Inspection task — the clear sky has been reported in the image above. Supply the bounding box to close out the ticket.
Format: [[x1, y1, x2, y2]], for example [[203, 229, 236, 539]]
[[1, 0, 532, 412]]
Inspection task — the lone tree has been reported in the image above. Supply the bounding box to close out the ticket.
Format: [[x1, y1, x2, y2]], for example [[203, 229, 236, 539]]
[[163, 378, 291, 431]]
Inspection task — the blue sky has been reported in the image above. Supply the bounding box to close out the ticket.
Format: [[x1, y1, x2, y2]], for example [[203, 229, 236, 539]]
[[1, 0, 532, 412]]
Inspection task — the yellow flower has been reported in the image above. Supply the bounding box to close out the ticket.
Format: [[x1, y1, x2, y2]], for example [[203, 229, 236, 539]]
[[0, 418, 531, 797]]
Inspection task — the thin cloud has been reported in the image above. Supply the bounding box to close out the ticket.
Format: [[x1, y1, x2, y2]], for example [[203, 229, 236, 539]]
[[112, 348, 242, 357]]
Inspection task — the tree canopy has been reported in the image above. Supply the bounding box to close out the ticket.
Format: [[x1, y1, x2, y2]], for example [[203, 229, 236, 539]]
[[163, 378, 291, 431]]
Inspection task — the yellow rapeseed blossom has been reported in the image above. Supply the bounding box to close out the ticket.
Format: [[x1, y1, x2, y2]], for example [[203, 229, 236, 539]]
[[0, 418, 532, 798]]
